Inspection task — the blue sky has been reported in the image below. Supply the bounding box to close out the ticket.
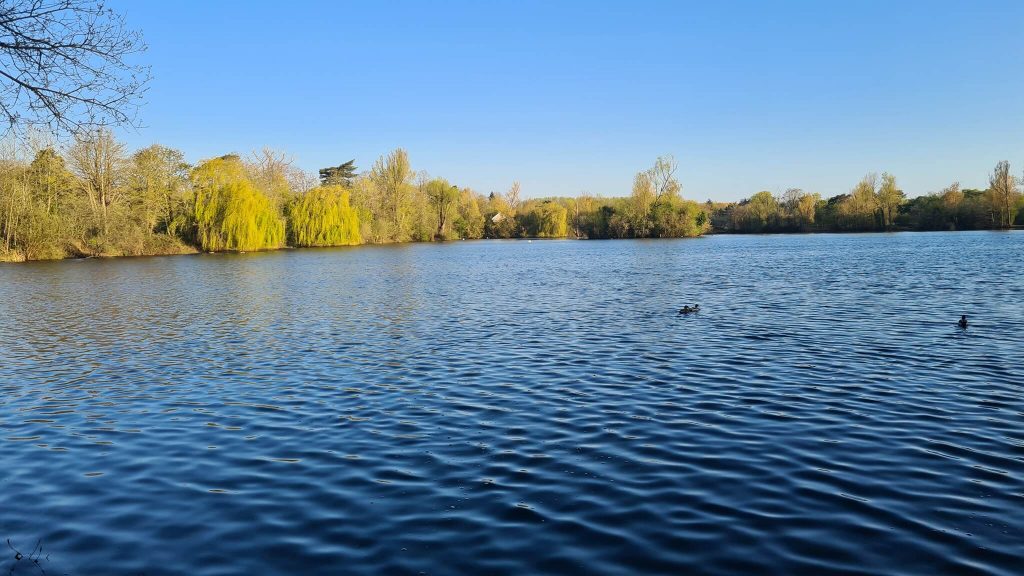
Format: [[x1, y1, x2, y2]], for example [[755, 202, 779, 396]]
[[109, 0, 1024, 201]]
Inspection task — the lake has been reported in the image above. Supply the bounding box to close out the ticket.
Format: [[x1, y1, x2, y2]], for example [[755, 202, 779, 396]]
[[1, 232, 1022, 575]]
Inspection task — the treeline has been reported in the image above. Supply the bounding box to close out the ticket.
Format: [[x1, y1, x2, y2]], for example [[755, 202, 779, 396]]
[[712, 165, 1024, 233], [5, 131, 1019, 262], [0, 134, 709, 261]]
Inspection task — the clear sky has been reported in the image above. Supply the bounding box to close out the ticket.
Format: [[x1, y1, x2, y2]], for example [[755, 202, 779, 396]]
[[108, 0, 1024, 202]]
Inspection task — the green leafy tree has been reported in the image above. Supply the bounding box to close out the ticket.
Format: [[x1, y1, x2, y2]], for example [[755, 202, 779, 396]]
[[877, 172, 904, 229], [424, 177, 460, 240], [731, 191, 779, 232], [838, 174, 880, 230], [453, 188, 484, 239], [626, 155, 682, 237], [651, 196, 707, 237], [369, 148, 413, 241], [627, 171, 654, 236], [128, 144, 189, 233]]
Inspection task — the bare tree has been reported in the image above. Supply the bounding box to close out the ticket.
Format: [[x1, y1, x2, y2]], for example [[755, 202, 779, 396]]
[[0, 0, 150, 134], [625, 155, 682, 237], [988, 160, 1018, 228], [648, 155, 681, 202], [505, 180, 521, 215], [781, 188, 803, 215], [247, 147, 305, 206], [66, 127, 126, 233]]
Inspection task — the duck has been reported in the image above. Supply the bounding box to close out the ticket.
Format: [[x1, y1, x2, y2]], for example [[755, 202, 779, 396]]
[[679, 304, 700, 315], [958, 314, 968, 328]]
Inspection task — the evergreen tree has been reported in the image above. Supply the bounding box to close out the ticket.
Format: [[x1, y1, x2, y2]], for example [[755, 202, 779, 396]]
[[319, 160, 357, 187]]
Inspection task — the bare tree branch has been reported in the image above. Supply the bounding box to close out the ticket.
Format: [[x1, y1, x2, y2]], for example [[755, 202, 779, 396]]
[[0, 0, 150, 135]]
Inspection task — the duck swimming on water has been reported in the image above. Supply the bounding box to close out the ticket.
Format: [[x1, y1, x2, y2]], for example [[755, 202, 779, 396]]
[[958, 314, 968, 328], [679, 304, 700, 315]]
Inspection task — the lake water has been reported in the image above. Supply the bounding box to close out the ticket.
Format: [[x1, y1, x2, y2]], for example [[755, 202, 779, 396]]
[[1, 232, 1022, 575]]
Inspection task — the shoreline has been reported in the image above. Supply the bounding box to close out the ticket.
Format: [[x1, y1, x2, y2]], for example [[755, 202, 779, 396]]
[[1, 228, 1018, 265]]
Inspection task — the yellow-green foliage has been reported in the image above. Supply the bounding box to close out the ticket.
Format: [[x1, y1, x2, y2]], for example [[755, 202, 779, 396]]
[[192, 156, 284, 252], [191, 154, 248, 190], [288, 186, 362, 247], [522, 200, 568, 237]]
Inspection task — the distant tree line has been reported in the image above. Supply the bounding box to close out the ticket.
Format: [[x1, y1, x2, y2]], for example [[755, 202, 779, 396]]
[[712, 165, 1023, 234], [0, 133, 709, 261], [3, 130, 1020, 262], [484, 156, 708, 241]]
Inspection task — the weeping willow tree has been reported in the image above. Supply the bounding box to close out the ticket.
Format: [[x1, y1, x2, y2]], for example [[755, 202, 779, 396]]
[[287, 185, 361, 247], [190, 155, 284, 252], [521, 200, 568, 237]]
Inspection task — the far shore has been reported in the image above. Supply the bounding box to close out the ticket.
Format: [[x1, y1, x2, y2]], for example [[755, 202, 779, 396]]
[[3, 227, 1019, 265]]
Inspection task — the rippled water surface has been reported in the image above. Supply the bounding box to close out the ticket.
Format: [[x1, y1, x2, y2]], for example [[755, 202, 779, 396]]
[[1, 232, 1023, 575]]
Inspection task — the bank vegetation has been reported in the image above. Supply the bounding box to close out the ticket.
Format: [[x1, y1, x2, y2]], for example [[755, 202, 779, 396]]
[[1, 132, 1021, 263], [0, 133, 708, 261]]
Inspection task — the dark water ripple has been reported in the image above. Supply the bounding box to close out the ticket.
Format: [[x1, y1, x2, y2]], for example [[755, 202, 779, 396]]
[[1, 232, 1022, 575]]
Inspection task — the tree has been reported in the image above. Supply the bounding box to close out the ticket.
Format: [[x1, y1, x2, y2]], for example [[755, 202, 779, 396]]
[[319, 160, 357, 187], [572, 193, 594, 238], [627, 171, 654, 236], [247, 147, 301, 209], [939, 181, 963, 229], [781, 188, 803, 217], [627, 155, 682, 237], [128, 144, 188, 233], [940, 181, 962, 211], [777, 188, 818, 231], [0, 139, 31, 256], [988, 160, 1018, 228], [424, 177, 459, 239], [190, 155, 284, 252], [651, 195, 706, 237], [840, 173, 880, 230], [66, 128, 126, 234], [369, 148, 413, 241], [287, 185, 361, 247], [520, 200, 567, 237], [0, 0, 150, 133], [505, 181, 521, 216], [876, 172, 904, 229], [408, 171, 434, 241], [483, 191, 520, 238], [28, 146, 74, 214], [648, 155, 681, 202], [346, 175, 380, 242], [453, 188, 483, 239], [734, 191, 780, 232], [798, 194, 818, 225]]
